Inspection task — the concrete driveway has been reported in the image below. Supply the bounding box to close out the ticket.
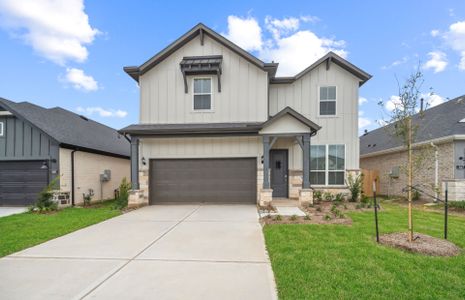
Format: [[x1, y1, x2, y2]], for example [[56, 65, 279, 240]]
[[0, 204, 277, 300], [0, 207, 27, 218]]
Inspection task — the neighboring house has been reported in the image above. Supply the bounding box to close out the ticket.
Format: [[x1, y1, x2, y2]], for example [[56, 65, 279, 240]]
[[120, 23, 371, 206], [360, 95, 465, 201], [0, 98, 130, 206]]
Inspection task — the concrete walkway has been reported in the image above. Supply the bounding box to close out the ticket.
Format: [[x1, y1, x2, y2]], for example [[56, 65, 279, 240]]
[[0, 205, 277, 300]]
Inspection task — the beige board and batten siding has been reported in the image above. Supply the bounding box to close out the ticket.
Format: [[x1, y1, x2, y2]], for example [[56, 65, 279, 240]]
[[269, 62, 360, 171], [139, 34, 268, 124], [59, 148, 130, 205]]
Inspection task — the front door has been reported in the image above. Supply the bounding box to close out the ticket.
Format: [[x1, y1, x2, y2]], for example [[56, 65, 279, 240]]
[[270, 149, 288, 198]]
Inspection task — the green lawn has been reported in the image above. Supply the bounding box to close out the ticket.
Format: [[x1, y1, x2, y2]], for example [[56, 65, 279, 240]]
[[264, 203, 465, 300], [0, 201, 121, 257]]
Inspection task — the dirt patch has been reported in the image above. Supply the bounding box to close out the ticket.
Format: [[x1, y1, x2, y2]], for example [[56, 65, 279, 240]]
[[379, 232, 461, 256]]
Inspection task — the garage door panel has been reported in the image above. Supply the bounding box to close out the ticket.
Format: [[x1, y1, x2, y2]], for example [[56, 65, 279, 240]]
[[0, 161, 48, 206], [149, 158, 257, 204]]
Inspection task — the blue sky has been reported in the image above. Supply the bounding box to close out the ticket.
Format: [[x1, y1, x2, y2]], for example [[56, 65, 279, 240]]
[[0, 0, 464, 133]]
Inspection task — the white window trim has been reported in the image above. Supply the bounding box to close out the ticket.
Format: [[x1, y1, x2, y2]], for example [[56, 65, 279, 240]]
[[310, 144, 346, 187], [192, 77, 214, 112], [0, 121, 3, 137], [318, 85, 337, 117]]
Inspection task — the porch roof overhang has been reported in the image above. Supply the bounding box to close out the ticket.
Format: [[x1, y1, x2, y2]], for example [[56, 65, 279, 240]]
[[259, 106, 321, 136]]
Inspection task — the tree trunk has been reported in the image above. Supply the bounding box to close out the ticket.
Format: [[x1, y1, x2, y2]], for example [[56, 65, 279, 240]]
[[407, 117, 413, 242]]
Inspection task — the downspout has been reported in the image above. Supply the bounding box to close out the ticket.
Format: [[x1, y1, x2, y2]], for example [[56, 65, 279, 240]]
[[71, 150, 77, 206], [431, 142, 439, 202]]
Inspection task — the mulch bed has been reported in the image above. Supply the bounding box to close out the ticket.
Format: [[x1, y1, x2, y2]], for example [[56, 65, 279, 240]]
[[379, 232, 461, 256], [261, 215, 352, 225]]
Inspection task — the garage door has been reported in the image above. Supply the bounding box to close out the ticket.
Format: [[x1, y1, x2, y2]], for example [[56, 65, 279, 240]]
[[149, 158, 257, 204], [0, 161, 48, 206]]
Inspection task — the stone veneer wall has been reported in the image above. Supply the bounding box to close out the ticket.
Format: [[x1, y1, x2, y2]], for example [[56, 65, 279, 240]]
[[360, 142, 454, 199]]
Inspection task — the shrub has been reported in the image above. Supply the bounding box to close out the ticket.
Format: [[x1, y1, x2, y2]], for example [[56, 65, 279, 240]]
[[82, 189, 94, 207], [346, 173, 364, 202], [323, 192, 334, 202], [316, 206, 322, 212], [334, 193, 344, 204], [355, 203, 362, 209], [32, 177, 59, 212], [290, 214, 298, 221], [324, 214, 332, 221], [449, 201, 465, 210], [304, 214, 311, 220], [413, 189, 420, 201], [274, 214, 283, 221], [114, 178, 131, 209], [330, 204, 337, 213], [313, 190, 323, 203]]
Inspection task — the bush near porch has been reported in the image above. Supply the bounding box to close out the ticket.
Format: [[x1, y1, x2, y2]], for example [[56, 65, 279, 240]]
[[0, 200, 121, 257], [263, 201, 465, 300]]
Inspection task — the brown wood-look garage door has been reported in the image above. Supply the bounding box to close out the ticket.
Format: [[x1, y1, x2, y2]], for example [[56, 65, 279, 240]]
[[149, 158, 257, 204], [0, 161, 48, 206]]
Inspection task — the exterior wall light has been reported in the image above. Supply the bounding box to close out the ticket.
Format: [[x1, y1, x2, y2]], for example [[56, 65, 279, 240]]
[[141, 157, 147, 166]]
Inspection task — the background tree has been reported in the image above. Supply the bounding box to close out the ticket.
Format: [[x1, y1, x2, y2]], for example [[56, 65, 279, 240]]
[[378, 68, 434, 242]]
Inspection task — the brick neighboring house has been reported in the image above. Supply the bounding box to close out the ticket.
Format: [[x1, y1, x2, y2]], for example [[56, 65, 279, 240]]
[[360, 95, 465, 201]]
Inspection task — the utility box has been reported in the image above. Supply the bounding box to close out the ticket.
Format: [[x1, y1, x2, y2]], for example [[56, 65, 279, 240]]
[[100, 169, 111, 182], [390, 166, 400, 178]]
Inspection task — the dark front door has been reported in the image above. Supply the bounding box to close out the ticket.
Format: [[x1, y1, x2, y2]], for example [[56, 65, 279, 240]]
[[270, 150, 288, 198]]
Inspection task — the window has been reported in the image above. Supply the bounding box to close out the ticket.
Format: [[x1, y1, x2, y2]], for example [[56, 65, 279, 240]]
[[310, 144, 345, 185], [310, 145, 326, 185], [319, 86, 336, 116], [193, 78, 212, 110], [0, 121, 3, 137]]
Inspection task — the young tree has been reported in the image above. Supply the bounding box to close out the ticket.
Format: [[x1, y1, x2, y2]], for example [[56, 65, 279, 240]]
[[378, 68, 432, 242]]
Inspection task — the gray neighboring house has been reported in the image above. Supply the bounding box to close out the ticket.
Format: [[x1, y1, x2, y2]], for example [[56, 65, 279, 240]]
[[360, 95, 465, 201], [120, 23, 371, 207], [0, 98, 130, 206]]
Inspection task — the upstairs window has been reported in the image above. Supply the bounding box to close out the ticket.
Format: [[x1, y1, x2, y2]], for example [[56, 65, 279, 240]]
[[193, 78, 212, 110], [319, 86, 336, 116], [0, 121, 3, 137]]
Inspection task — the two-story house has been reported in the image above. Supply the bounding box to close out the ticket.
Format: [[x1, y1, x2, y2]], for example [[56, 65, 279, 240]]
[[120, 23, 371, 207]]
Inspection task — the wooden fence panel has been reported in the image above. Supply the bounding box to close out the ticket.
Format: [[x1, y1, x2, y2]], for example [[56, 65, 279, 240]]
[[361, 169, 379, 197]]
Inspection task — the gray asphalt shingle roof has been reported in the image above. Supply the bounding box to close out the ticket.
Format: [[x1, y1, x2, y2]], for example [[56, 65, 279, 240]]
[[0, 98, 129, 157], [360, 95, 465, 156]]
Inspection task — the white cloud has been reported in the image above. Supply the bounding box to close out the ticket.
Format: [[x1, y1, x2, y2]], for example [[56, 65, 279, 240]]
[[442, 21, 465, 70], [430, 29, 440, 37], [224, 15, 347, 76], [0, 0, 99, 65], [300, 15, 320, 23], [385, 95, 402, 112], [64, 68, 98, 91], [265, 16, 300, 39], [224, 15, 263, 52], [423, 51, 448, 73], [358, 111, 372, 129], [422, 93, 445, 108], [76, 106, 127, 118], [359, 97, 368, 105], [381, 56, 408, 69]]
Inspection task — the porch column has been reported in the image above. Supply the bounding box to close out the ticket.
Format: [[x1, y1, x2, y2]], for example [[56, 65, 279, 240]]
[[302, 133, 311, 189], [130, 136, 140, 190], [263, 135, 271, 189]]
